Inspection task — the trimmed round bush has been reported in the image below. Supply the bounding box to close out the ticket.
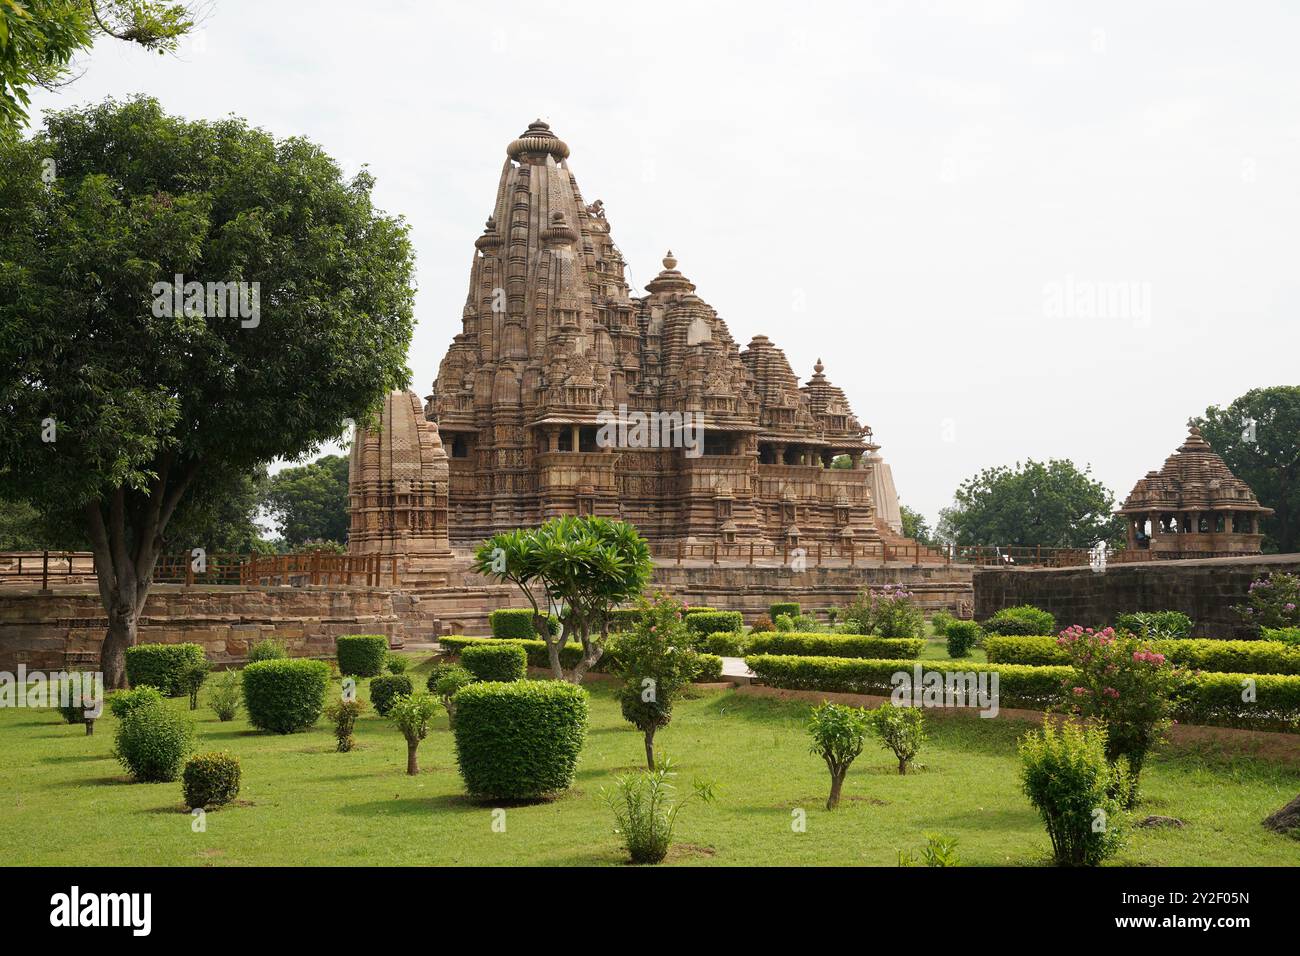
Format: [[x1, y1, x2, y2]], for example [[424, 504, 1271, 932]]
[[124, 642, 206, 696], [453, 680, 588, 799], [983, 605, 1056, 636], [181, 752, 241, 809], [108, 685, 165, 719], [385, 652, 410, 674], [370, 673, 414, 716], [336, 635, 389, 677], [703, 631, 747, 656], [246, 638, 288, 663], [694, 654, 724, 683], [770, 601, 800, 620], [684, 611, 742, 640], [112, 701, 194, 782], [461, 642, 528, 682], [242, 658, 330, 733], [489, 608, 559, 639], [945, 620, 982, 658]]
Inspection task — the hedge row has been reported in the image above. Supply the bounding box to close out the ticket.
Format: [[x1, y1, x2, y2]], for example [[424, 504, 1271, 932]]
[[684, 611, 742, 637], [336, 635, 389, 677], [746, 632, 925, 660], [985, 636, 1300, 675], [439, 635, 723, 683], [744, 654, 1300, 731], [745, 654, 1069, 709], [488, 608, 559, 639], [123, 643, 205, 697]]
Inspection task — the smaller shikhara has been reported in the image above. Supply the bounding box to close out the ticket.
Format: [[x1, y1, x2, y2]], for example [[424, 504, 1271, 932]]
[[405, 120, 904, 549]]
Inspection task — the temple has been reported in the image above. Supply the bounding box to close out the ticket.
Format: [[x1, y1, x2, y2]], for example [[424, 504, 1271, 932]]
[[1117, 424, 1272, 558], [418, 119, 902, 549]]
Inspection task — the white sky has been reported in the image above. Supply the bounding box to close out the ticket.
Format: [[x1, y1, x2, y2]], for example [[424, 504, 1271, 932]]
[[26, 0, 1300, 529]]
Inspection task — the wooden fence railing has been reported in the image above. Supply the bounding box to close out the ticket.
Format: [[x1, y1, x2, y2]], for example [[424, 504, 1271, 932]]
[[0, 551, 399, 589]]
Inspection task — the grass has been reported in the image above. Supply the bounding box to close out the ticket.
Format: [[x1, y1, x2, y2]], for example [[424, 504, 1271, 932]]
[[1, 651, 1296, 866]]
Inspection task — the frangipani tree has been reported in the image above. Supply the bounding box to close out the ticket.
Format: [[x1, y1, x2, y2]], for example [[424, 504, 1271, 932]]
[[472, 516, 652, 683]]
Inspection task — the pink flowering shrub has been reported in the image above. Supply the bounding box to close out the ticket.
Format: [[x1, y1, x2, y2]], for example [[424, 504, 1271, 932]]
[[843, 586, 924, 639], [1235, 572, 1300, 631], [1054, 625, 1189, 802]]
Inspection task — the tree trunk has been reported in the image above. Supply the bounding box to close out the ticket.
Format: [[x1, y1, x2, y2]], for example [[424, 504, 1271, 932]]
[[547, 630, 566, 682], [100, 603, 138, 690], [406, 739, 419, 775], [644, 728, 656, 771], [827, 771, 845, 810], [898, 756, 908, 775], [85, 721, 94, 737]]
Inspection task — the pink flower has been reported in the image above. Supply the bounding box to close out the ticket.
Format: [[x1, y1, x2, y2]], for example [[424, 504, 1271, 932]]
[[1103, 687, 1119, 699]]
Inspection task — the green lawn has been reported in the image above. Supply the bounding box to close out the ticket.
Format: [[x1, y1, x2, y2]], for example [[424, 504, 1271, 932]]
[[1, 652, 1296, 866]]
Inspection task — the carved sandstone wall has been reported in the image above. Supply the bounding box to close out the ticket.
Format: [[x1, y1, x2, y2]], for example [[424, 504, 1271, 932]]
[[0, 585, 411, 672], [973, 553, 1300, 638]]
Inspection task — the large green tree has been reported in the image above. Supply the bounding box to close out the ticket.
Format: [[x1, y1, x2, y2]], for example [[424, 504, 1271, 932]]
[[0, 1, 195, 131], [937, 459, 1123, 549], [262, 453, 349, 547], [0, 97, 415, 686], [899, 504, 933, 546], [1195, 386, 1300, 554]]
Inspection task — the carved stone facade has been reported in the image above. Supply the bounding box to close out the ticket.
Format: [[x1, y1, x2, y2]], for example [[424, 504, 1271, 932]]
[[347, 390, 453, 584], [1117, 425, 1272, 558], [426, 120, 901, 548]]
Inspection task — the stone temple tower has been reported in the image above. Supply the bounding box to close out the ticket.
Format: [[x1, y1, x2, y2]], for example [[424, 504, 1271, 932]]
[[426, 120, 893, 550], [347, 390, 453, 586]]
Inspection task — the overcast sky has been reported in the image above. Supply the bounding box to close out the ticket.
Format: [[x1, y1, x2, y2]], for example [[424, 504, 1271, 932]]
[[26, 0, 1300, 528]]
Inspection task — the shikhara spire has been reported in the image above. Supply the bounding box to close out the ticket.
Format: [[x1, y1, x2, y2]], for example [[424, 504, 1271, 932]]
[[423, 121, 904, 547]]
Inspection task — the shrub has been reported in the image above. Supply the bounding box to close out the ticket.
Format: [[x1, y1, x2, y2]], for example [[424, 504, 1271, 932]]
[[774, 613, 795, 632], [1235, 571, 1300, 631], [324, 697, 367, 751], [770, 601, 800, 620], [385, 653, 410, 674], [1018, 721, 1130, 866], [56, 673, 101, 734], [749, 614, 775, 634], [489, 608, 559, 639], [461, 642, 528, 683], [1264, 627, 1300, 647], [681, 605, 717, 615], [983, 605, 1056, 636], [208, 670, 242, 722], [694, 654, 724, 683], [427, 663, 475, 727], [702, 631, 747, 656], [842, 586, 925, 638], [608, 608, 644, 631], [453, 681, 589, 799], [930, 610, 955, 637], [181, 752, 241, 809], [945, 620, 982, 659], [179, 658, 209, 710], [442, 634, 587, 670], [246, 638, 288, 663], [600, 759, 716, 864], [1114, 611, 1192, 639], [987, 635, 1300, 675], [336, 635, 389, 677], [807, 701, 870, 809], [898, 834, 961, 867], [112, 701, 194, 783], [123, 643, 206, 696], [865, 703, 926, 774], [369, 674, 414, 716], [242, 658, 330, 733], [108, 685, 165, 719], [747, 655, 1070, 710], [387, 693, 441, 774], [1055, 626, 1188, 798], [684, 611, 742, 641], [747, 632, 924, 660], [608, 595, 700, 769]]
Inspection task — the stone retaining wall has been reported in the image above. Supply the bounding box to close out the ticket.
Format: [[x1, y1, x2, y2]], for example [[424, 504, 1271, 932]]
[[973, 553, 1300, 637]]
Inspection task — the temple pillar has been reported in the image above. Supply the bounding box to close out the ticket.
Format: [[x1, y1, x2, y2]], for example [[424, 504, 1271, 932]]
[[570, 424, 580, 453], [547, 427, 560, 452], [1149, 513, 1160, 538], [1126, 518, 1137, 550], [1251, 513, 1261, 534]]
